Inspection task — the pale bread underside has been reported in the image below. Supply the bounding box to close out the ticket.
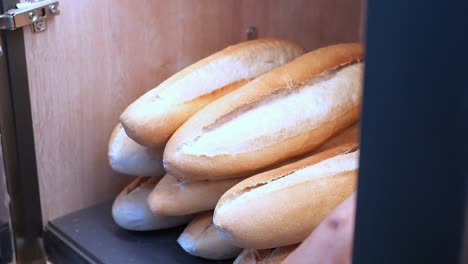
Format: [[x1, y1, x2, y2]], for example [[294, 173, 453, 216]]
[[108, 123, 165, 177], [178, 211, 242, 260], [112, 177, 192, 231]]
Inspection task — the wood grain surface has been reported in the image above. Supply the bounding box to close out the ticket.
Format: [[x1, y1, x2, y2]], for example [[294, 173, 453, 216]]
[[23, 0, 363, 221]]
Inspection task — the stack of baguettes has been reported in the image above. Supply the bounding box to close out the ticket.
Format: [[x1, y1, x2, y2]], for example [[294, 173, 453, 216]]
[[108, 38, 364, 262]]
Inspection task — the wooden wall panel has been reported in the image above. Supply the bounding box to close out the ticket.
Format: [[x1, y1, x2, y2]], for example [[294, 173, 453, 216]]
[[23, 0, 363, 221], [234, 0, 363, 50]]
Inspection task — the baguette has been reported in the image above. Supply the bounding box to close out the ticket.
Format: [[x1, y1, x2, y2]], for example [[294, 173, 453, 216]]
[[283, 193, 356, 264], [177, 211, 241, 260], [213, 144, 359, 249], [112, 177, 192, 231], [148, 123, 358, 216], [108, 123, 165, 177], [121, 38, 305, 147], [147, 173, 246, 216], [164, 43, 363, 181], [234, 245, 298, 264]]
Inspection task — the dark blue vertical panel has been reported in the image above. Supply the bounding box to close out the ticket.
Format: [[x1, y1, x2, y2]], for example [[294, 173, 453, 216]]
[[354, 1, 468, 264]]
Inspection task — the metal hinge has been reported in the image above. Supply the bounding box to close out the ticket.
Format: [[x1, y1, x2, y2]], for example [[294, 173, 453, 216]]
[[0, 0, 60, 33]]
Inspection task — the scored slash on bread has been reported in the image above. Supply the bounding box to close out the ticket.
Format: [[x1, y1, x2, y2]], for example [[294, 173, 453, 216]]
[[164, 43, 363, 181], [120, 38, 305, 148], [212, 126, 359, 249]]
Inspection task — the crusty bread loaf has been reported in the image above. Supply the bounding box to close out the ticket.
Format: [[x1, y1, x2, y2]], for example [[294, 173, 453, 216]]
[[147, 123, 358, 216], [234, 245, 298, 264], [164, 43, 363, 181], [108, 123, 165, 177], [120, 38, 305, 148], [145, 123, 357, 217], [177, 211, 241, 260], [112, 177, 192, 231], [283, 193, 356, 264], [213, 144, 359, 249], [147, 173, 245, 216]]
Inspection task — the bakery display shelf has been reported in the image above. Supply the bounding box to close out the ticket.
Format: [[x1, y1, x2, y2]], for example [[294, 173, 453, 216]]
[[44, 201, 232, 264]]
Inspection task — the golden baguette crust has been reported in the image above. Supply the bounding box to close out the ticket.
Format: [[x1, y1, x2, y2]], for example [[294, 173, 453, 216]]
[[147, 174, 245, 216], [262, 122, 359, 172], [234, 245, 298, 264], [121, 38, 305, 147], [217, 143, 357, 206], [317, 122, 359, 151], [108, 123, 165, 177], [164, 43, 363, 181], [148, 123, 359, 216], [177, 211, 242, 260], [213, 145, 359, 249]]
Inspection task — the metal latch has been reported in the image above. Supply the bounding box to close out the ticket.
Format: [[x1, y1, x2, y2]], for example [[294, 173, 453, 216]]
[[0, 0, 60, 33]]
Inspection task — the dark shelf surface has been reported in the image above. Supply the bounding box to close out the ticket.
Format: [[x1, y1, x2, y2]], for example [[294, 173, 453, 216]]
[[46, 201, 232, 264]]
